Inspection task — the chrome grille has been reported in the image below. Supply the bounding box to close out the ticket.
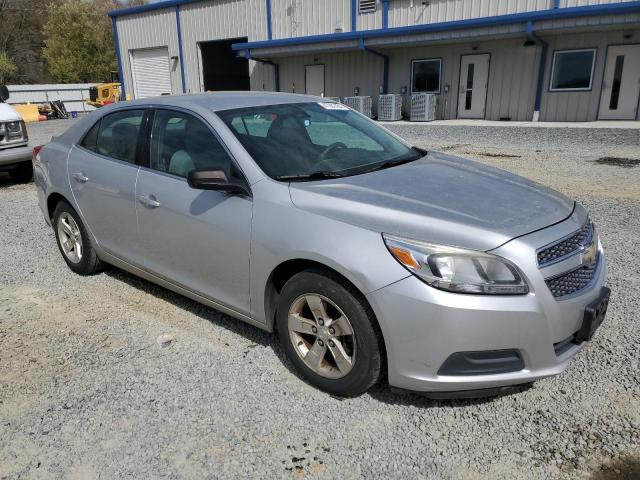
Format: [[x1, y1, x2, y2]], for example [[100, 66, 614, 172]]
[[545, 262, 597, 298], [537, 222, 593, 266]]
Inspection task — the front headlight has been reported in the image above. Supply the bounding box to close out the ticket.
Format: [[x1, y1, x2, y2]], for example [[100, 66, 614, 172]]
[[383, 233, 529, 295]]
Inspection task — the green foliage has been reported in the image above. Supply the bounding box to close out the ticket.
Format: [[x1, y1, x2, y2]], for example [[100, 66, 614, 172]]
[[0, 51, 17, 84], [43, 0, 119, 83]]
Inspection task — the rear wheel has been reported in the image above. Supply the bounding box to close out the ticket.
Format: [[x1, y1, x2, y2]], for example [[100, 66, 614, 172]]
[[8, 162, 33, 182], [52, 201, 103, 275], [276, 269, 383, 396]]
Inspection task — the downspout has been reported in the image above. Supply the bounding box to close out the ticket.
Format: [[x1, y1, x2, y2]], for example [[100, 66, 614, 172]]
[[382, 0, 389, 29], [244, 50, 280, 92], [176, 5, 187, 94], [526, 21, 548, 122], [111, 17, 126, 100], [359, 38, 389, 94], [351, 0, 357, 32], [266, 0, 273, 40], [553, 0, 561, 9]]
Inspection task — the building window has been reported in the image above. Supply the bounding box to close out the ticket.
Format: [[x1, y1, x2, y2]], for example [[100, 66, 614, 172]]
[[359, 0, 376, 14], [549, 49, 596, 91], [411, 59, 442, 94]]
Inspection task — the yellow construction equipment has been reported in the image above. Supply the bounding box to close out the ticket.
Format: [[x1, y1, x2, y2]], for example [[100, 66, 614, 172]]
[[86, 71, 122, 108]]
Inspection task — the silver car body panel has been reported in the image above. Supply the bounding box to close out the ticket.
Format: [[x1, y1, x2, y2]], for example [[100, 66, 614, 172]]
[[35, 92, 607, 393]]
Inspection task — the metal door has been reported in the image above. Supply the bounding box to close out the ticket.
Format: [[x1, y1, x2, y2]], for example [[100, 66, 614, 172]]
[[305, 64, 325, 97], [599, 45, 640, 120], [131, 47, 172, 99], [457, 54, 490, 119]]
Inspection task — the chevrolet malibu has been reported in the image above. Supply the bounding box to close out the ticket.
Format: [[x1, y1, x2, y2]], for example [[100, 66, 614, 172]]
[[34, 93, 609, 397]]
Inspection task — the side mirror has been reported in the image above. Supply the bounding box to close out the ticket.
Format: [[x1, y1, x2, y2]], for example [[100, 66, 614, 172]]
[[187, 169, 250, 196], [0, 85, 9, 102]]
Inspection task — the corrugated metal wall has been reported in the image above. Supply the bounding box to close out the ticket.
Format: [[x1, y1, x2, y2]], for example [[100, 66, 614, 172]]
[[560, 0, 636, 7], [277, 51, 384, 98], [116, 8, 181, 99], [538, 29, 638, 121], [388, 0, 552, 28], [178, 0, 271, 94], [7, 84, 97, 113], [386, 37, 539, 121], [271, 0, 351, 38]]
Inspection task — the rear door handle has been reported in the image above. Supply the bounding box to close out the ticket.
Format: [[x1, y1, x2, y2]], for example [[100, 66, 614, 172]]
[[72, 172, 89, 183], [138, 194, 161, 209]]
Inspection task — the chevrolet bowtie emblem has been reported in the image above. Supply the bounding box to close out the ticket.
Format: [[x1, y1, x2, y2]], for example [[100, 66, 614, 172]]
[[582, 242, 598, 266]]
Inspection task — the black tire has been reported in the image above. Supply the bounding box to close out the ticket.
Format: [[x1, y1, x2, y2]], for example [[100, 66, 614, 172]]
[[276, 269, 384, 397], [8, 162, 33, 182], [52, 201, 103, 275]]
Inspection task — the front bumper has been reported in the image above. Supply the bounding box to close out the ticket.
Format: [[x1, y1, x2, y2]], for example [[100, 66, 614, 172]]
[[0, 144, 31, 168], [367, 209, 607, 394]]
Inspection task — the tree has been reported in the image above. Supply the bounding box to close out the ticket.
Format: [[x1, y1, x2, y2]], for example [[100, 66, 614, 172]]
[[0, 51, 17, 84], [43, 0, 120, 83], [0, 0, 48, 84]]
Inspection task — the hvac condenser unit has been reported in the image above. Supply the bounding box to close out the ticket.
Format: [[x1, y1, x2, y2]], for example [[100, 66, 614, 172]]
[[343, 96, 373, 118], [327, 96, 341, 103], [410, 93, 437, 122], [377, 94, 403, 121]]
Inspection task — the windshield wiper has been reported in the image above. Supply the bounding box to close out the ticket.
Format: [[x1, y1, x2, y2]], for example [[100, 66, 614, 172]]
[[357, 155, 421, 175], [276, 171, 346, 182]]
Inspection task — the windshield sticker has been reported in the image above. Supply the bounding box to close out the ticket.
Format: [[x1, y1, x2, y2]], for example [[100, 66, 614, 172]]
[[318, 102, 350, 111]]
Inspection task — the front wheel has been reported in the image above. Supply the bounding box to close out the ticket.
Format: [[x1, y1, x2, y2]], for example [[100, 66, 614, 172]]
[[276, 269, 384, 397]]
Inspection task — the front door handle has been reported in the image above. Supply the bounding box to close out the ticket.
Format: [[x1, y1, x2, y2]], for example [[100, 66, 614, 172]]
[[138, 194, 161, 209], [72, 172, 89, 183]]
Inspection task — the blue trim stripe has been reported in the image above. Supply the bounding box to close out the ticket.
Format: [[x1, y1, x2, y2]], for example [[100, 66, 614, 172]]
[[382, 0, 389, 29], [266, 0, 273, 40], [351, 0, 357, 32], [176, 6, 187, 93], [111, 17, 126, 99], [231, 1, 640, 51]]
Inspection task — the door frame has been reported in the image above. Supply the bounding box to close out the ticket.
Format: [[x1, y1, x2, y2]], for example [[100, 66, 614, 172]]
[[596, 42, 640, 120], [304, 63, 326, 96], [456, 52, 491, 120]]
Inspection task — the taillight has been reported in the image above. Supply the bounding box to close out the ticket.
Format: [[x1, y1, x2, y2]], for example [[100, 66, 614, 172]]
[[32, 145, 43, 165], [20, 120, 28, 141]]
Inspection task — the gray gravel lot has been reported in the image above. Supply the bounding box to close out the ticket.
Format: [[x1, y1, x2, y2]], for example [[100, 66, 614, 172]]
[[1, 119, 639, 479]]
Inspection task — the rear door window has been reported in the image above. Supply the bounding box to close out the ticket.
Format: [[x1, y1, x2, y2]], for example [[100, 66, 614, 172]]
[[95, 109, 145, 163]]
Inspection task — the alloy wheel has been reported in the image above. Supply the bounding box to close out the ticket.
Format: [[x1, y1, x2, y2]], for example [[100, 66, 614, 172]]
[[57, 212, 83, 263], [288, 294, 357, 379]]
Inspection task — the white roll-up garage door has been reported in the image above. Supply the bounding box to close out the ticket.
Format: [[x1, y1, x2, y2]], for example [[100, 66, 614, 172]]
[[131, 47, 172, 99]]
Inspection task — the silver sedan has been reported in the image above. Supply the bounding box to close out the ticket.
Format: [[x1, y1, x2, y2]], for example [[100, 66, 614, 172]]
[[34, 93, 609, 397]]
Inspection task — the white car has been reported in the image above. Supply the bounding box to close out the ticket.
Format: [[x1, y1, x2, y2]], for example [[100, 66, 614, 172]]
[[0, 85, 33, 182]]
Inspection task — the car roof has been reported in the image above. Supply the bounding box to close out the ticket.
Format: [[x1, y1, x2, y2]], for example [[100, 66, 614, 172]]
[[119, 91, 326, 112]]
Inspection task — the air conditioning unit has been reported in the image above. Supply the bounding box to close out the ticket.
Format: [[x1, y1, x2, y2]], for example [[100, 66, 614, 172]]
[[377, 94, 403, 121], [343, 96, 373, 118], [327, 96, 342, 103], [410, 93, 437, 122]]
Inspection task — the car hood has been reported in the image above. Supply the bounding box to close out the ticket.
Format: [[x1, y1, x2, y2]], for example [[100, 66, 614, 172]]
[[0, 103, 21, 122], [288, 152, 574, 251]]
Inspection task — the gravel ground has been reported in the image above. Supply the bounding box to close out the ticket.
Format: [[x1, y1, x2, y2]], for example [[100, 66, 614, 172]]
[[1, 119, 639, 479]]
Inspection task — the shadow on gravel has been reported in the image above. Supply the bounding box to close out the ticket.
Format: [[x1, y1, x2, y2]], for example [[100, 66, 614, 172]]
[[593, 157, 640, 168], [106, 266, 532, 408], [0, 172, 32, 187], [590, 455, 640, 480]]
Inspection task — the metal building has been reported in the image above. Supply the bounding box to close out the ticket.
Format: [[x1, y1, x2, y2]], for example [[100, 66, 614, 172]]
[[110, 0, 640, 121]]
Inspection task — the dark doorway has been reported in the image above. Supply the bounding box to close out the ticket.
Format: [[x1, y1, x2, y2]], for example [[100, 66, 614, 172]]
[[200, 37, 250, 91]]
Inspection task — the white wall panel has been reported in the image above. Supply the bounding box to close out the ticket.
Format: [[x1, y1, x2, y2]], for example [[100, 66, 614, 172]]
[[116, 8, 180, 99], [560, 0, 636, 7], [388, 0, 552, 28], [271, 0, 351, 38]]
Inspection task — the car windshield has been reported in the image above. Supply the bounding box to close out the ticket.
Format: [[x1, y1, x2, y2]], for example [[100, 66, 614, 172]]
[[216, 102, 423, 181]]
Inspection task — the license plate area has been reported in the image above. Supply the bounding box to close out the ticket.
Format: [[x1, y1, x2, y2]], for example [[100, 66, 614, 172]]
[[576, 287, 610, 342]]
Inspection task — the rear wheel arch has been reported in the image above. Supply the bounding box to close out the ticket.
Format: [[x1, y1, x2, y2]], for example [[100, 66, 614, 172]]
[[47, 192, 70, 221]]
